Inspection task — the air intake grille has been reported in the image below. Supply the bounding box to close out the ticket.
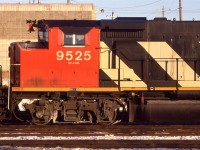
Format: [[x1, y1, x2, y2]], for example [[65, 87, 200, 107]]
[[101, 30, 144, 38]]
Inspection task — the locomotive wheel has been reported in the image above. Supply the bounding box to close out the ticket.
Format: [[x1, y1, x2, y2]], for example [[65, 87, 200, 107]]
[[12, 106, 32, 122], [31, 103, 52, 125], [12, 100, 32, 122], [31, 110, 52, 125], [13, 100, 52, 125], [97, 108, 117, 123], [107, 109, 117, 122]]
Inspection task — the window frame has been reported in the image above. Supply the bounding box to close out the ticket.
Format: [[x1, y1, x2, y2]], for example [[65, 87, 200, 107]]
[[64, 34, 85, 46]]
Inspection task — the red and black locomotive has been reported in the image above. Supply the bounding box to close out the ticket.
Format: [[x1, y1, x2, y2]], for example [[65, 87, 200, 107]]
[[0, 17, 200, 124]]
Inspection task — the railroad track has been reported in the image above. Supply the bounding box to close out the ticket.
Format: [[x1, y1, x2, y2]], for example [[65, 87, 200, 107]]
[[0, 125, 199, 148]]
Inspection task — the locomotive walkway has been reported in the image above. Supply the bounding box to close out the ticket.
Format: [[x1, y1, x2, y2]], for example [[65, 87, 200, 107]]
[[0, 124, 199, 148]]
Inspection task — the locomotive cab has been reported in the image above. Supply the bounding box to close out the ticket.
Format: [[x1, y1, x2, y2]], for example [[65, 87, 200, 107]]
[[9, 20, 100, 88]]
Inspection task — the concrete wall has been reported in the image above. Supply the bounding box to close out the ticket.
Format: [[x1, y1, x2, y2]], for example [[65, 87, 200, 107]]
[[0, 4, 95, 84]]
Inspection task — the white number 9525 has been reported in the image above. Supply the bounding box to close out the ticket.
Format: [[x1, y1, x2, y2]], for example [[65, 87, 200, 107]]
[[56, 51, 91, 61]]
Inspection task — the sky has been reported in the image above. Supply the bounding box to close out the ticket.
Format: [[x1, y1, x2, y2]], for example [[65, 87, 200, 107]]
[[1, 0, 200, 21]]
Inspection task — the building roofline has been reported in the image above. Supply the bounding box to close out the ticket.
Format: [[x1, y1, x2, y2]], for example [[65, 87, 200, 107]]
[[0, 4, 95, 11]]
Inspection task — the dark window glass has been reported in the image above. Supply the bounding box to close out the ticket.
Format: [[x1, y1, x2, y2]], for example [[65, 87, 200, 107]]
[[64, 34, 73, 45], [75, 34, 85, 45], [38, 30, 48, 42], [64, 34, 85, 46]]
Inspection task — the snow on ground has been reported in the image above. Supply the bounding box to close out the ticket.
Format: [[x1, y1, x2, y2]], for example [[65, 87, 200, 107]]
[[0, 135, 199, 140]]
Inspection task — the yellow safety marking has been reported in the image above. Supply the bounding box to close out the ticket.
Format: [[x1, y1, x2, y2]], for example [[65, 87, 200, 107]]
[[12, 86, 200, 92]]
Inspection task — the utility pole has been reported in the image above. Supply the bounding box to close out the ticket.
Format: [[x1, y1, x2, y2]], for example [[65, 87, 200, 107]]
[[179, 0, 182, 21], [106, 11, 115, 19], [161, 6, 171, 18], [162, 6, 165, 17], [111, 11, 114, 20]]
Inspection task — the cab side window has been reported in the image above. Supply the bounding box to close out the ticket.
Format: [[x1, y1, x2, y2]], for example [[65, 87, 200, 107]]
[[39, 30, 48, 42], [64, 34, 85, 46]]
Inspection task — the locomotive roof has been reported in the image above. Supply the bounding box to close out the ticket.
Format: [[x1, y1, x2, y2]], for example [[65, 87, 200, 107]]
[[101, 17, 146, 30], [38, 20, 100, 28], [38, 17, 147, 30]]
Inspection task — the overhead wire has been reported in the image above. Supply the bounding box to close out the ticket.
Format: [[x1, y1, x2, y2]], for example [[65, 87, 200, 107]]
[[96, 0, 169, 19], [96, 0, 164, 10], [95, 0, 164, 15]]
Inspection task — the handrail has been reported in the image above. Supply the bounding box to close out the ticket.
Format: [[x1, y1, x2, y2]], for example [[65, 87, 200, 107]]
[[0, 65, 2, 87]]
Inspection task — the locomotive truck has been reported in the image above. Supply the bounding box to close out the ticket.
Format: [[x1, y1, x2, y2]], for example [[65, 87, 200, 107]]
[[0, 17, 200, 124]]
